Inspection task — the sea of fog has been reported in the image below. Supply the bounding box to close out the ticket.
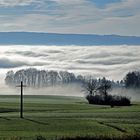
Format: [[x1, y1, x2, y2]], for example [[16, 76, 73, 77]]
[[0, 45, 140, 101], [0, 45, 140, 80]]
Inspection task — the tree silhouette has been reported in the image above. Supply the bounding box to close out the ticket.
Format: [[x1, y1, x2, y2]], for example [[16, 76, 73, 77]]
[[98, 77, 112, 97], [83, 79, 98, 96], [124, 71, 140, 88]]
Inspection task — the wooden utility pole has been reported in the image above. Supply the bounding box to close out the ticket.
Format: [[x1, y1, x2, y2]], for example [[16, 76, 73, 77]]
[[16, 81, 26, 118]]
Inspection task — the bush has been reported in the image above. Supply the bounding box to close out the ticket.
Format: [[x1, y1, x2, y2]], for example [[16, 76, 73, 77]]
[[86, 94, 130, 106], [110, 95, 131, 106]]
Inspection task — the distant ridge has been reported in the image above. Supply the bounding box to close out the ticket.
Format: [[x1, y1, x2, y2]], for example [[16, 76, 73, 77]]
[[0, 32, 140, 45]]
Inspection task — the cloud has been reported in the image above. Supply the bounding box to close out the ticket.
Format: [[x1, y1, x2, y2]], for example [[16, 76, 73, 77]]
[[0, 58, 27, 68], [0, 0, 139, 35], [0, 0, 38, 7], [50, 0, 86, 5], [0, 56, 48, 68], [0, 45, 140, 80]]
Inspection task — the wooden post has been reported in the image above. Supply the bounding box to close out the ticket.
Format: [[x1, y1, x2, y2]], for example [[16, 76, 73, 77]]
[[20, 81, 23, 118], [16, 81, 26, 118]]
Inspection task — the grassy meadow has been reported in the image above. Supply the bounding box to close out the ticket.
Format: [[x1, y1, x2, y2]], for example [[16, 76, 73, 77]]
[[0, 95, 139, 140]]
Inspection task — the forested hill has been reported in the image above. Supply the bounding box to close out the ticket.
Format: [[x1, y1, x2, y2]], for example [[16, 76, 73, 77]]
[[0, 32, 140, 45]]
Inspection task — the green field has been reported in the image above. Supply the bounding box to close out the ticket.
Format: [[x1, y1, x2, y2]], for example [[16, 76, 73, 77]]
[[0, 95, 140, 140]]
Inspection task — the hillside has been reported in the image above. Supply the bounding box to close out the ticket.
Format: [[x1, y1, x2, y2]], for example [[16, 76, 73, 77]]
[[0, 32, 140, 45]]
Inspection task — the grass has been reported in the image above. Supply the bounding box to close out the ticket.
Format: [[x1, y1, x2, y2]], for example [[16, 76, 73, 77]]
[[0, 95, 139, 140]]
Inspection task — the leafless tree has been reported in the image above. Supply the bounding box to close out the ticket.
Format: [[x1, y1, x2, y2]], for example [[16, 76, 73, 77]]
[[83, 79, 98, 96], [98, 77, 112, 97]]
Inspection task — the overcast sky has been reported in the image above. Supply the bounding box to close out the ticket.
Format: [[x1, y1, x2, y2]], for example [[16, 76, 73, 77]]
[[0, 0, 140, 36]]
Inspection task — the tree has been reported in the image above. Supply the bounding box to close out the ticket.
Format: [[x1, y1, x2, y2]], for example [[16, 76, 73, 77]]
[[83, 79, 98, 96], [98, 77, 112, 97], [83, 77, 130, 106], [5, 70, 14, 86], [124, 71, 140, 88]]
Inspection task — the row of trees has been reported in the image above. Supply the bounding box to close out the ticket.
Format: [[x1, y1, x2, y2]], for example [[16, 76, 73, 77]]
[[5, 68, 122, 88], [5, 69, 140, 89], [5, 68, 84, 87]]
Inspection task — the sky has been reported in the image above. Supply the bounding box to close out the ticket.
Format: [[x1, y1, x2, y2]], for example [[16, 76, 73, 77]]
[[0, 45, 140, 83], [0, 0, 140, 36]]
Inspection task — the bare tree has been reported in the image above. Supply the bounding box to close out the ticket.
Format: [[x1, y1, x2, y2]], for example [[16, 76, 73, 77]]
[[98, 77, 112, 97], [83, 79, 98, 96]]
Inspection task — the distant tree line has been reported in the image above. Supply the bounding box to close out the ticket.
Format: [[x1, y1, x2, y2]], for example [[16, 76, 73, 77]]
[[5, 68, 84, 87], [5, 68, 121, 88], [5, 69, 140, 90]]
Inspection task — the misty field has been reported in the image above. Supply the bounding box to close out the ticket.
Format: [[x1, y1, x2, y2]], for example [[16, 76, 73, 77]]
[[0, 95, 140, 140]]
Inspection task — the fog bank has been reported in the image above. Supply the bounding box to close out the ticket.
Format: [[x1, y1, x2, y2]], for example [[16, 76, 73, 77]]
[[0, 45, 140, 81], [0, 84, 140, 101]]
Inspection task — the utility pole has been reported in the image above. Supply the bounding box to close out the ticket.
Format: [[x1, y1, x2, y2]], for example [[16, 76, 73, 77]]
[[16, 81, 26, 118]]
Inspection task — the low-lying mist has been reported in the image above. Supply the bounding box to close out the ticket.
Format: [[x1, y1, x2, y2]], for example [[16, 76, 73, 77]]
[[0, 84, 83, 97], [110, 88, 140, 102], [0, 84, 140, 101]]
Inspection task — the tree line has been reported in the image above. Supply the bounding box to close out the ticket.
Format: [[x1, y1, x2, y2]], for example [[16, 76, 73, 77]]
[[5, 68, 140, 90], [5, 68, 121, 88]]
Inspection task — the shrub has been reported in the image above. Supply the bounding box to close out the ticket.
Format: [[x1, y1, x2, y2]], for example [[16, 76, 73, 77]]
[[110, 95, 131, 106], [86, 94, 130, 106]]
